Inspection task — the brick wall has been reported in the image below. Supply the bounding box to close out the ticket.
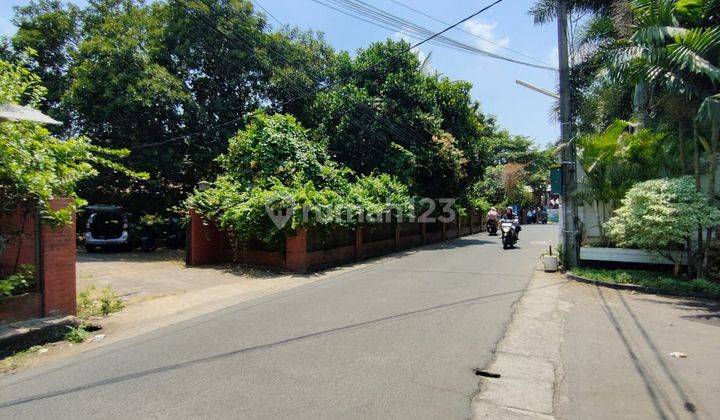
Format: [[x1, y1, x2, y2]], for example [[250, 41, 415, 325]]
[[187, 211, 485, 273], [0, 204, 36, 277], [0, 293, 42, 322], [0, 198, 77, 321]]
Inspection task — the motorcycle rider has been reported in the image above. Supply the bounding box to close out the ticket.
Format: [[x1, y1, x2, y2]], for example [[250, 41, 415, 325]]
[[503, 207, 521, 238], [486, 207, 499, 234], [487, 207, 499, 221]]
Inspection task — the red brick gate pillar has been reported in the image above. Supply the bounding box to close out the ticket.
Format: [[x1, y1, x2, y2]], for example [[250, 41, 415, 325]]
[[286, 228, 308, 272], [41, 198, 76, 317], [188, 210, 225, 266]]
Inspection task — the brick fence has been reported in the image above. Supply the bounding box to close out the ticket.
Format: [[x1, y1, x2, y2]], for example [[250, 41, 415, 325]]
[[0, 198, 77, 321], [188, 209, 485, 273]]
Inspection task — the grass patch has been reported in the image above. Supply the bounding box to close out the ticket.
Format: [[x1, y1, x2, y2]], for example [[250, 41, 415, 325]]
[[77, 285, 125, 319], [0, 345, 44, 372], [571, 267, 720, 299]]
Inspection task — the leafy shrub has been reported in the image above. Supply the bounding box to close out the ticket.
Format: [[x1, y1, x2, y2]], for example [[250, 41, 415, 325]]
[[606, 177, 720, 274], [64, 325, 90, 343], [187, 113, 415, 244], [99, 287, 124, 316], [0, 265, 35, 297]]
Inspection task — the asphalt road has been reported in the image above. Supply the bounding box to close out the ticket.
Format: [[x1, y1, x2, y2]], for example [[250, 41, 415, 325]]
[[0, 224, 554, 419]]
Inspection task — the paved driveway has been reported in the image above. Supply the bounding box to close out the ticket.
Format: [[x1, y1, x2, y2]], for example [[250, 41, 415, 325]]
[[1, 225, 555, 419]]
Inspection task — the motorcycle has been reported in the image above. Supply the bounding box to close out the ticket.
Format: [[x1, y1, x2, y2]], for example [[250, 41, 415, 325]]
[[500, 218, 519, 249], [486, 219, 498, 236], [537, 210, 548, 225]]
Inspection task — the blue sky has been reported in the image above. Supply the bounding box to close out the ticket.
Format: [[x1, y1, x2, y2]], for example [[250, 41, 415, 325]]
[[0, 0, 560, 146]]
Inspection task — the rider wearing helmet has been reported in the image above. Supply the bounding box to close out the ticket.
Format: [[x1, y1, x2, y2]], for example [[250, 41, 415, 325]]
[[503, 207, 521, 237]]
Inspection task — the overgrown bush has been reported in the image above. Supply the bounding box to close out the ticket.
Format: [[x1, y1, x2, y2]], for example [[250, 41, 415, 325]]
[[187, 113, 415, 244], [606, 177, 720, 276]]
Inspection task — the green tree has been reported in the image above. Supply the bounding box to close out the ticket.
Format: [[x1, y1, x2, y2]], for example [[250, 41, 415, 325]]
[[575, 119, 670, 243], [12, 0, 81, 115], [0, 59, 144, 224]]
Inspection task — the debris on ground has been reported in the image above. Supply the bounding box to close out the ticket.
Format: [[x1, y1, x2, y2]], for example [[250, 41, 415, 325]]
[[90, 334, 105, 342], [669, 352, 687, 358]]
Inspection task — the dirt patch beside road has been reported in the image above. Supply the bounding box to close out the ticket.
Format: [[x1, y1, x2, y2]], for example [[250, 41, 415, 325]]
[[77, 249, 280, 304]]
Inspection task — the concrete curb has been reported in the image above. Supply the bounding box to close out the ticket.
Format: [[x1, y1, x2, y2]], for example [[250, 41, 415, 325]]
[[565, 273, 717, 300], [0, 316, 87, 358], [471, 269, 566, 419]]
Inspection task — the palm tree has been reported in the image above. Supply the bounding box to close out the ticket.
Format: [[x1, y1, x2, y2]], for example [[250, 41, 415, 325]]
[[574, 119, 666, 243], [600, 0, 719, 275], [603, 0, 720, 168]]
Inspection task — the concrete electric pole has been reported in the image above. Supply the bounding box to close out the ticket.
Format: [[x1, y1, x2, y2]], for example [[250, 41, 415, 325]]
[[556, 0, 578, 268]]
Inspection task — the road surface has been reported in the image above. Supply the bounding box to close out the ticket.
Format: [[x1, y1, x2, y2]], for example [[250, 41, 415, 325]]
[[0, 225, 554, 419]]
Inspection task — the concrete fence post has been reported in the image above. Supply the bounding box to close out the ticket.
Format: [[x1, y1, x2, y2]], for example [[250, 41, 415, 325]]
[[354, 227, 364, 261], [469, 208, 474, 234]]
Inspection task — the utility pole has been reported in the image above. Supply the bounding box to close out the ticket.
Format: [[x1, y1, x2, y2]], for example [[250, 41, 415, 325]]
[[556, 0, 578, 268]]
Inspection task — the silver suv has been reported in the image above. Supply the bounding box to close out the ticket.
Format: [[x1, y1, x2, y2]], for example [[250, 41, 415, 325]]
[[84, 205, 132, 252]]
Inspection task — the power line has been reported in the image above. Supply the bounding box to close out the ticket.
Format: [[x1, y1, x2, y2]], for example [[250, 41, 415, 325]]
[[308, 0, 556, 71], [386, 0, 553, 67]]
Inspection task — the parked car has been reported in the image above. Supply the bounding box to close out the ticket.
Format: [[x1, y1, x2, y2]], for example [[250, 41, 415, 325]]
[[84, 205, 133, 252]]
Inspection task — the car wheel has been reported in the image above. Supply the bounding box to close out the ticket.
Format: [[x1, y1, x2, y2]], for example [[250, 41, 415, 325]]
[[86, 245, 99, 253]]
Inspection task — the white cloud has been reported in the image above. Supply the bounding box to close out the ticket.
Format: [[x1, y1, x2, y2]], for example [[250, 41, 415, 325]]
[[462, 20, 510, 53]]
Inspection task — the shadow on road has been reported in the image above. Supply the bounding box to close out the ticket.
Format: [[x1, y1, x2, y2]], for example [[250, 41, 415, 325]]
[[0, 282, 565, 409]]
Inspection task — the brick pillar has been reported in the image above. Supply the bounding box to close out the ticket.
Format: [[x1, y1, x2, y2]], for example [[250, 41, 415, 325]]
[[41, 198, 76, 317], [421, 223, 427, 245], [188, 210, 225, 266], [354, 227, 363, 261], [286, 228, 308, 272]]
